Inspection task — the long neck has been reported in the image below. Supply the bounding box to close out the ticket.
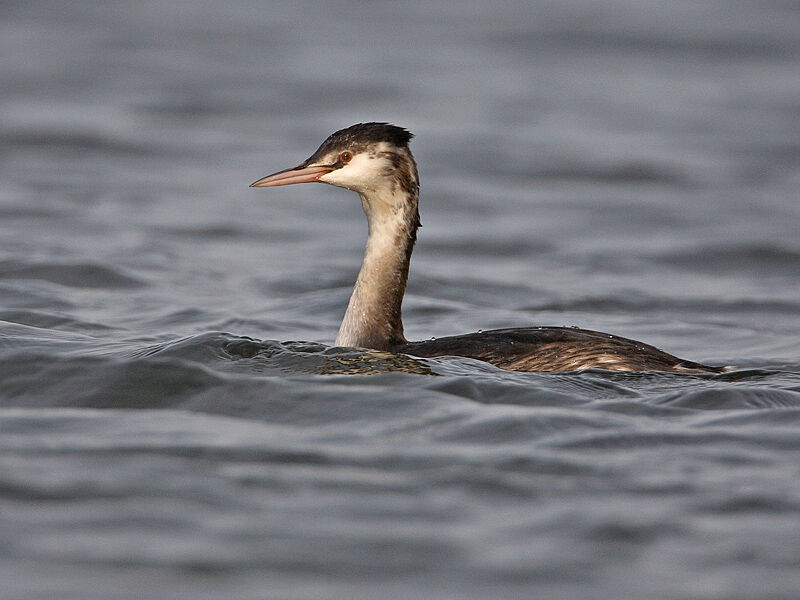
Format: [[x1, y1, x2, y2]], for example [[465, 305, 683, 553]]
[[335, 187, 419, 350]]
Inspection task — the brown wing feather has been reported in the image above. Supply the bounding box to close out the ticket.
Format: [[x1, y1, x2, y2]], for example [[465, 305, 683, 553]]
[[398, 327, 723, 373]]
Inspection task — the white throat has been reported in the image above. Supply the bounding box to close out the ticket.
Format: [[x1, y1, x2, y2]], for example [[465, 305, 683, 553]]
[[335, 186, 418, 350]]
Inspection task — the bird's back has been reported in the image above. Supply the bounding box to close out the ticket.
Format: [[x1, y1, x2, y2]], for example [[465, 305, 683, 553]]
[[400, 327, 724, 373]]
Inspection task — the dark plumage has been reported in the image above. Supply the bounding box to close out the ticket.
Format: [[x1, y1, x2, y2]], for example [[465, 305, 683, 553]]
[[402, 327, 725, 373], [304, 122, 413, 166]]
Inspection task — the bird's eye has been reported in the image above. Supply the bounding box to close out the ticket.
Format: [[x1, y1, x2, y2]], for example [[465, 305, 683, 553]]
[[339, 151, 352, 163]]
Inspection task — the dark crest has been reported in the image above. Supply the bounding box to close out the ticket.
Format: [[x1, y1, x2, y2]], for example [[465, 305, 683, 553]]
[[305, 123, 414, 164]]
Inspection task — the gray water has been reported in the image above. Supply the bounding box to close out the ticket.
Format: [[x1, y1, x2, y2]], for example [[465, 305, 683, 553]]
[[2, 1, 800, 598]]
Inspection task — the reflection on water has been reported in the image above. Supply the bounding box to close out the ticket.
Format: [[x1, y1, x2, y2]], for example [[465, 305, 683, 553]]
[[225, 337, 436, 376]]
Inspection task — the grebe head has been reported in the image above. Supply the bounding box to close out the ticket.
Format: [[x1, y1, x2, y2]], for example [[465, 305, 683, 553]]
[[250, 123, 418, 200]]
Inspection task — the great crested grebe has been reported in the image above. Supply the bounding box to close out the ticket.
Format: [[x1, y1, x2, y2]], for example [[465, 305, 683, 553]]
[[251, 123, 723, 373]]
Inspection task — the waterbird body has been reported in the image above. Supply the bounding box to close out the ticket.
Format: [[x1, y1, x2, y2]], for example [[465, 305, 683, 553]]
[[251, 123, 722, 373]]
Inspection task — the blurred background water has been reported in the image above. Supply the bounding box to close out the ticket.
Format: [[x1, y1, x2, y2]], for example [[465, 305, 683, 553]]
[[1, 1, 800, 598]]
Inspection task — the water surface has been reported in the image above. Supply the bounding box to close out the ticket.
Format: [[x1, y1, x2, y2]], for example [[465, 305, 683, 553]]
[[2, 1, 800, 598]]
